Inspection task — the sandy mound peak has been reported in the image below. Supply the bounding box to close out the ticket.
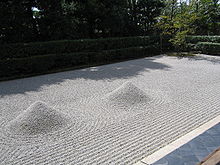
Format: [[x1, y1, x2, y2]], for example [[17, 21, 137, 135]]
[[7, 101, 70, 135], [105, 82, 151, 105]]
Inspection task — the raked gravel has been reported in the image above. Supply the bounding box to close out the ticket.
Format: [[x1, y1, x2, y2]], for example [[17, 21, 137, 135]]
[[0, 54, 220, 165]]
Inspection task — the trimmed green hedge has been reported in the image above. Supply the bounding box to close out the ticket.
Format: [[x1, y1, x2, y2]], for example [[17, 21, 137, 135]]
[[0, 36, 159, 60], [0, 44, 160, 79], [195, 42, 220, 55], [186, 36, 220, 44], [184, 43, 197, 51]]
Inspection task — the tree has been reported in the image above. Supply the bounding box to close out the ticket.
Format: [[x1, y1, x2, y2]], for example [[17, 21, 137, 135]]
[[72, 0, 129, 38], [36, 0, 67, 40], [156, 0, 220, 50], [0, 0, 37, 43], [197, 0, 220, 35], [137, 0, 164, 34], [99, 0, 128, 37], [127, 0, 164, 35]]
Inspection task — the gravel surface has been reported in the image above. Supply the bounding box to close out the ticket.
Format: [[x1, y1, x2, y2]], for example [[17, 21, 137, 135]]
[[0, 54, 220, 165]]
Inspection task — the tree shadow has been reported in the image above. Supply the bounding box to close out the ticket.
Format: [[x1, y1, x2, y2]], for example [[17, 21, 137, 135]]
[[0, 56, 170, 97], [190, 54, 220, 64], [175, 54, 220, 65]]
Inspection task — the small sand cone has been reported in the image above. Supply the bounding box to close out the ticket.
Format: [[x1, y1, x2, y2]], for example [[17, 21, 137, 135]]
[[105, 82, 151, 105]]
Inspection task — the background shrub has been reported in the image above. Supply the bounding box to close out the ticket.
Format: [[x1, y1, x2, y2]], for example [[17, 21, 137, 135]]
[[186, 36, 220, 44], [195, 42, 220, 55], [184, 36, 220, 54], [0, 44, 160, 79], [0, 36, 158, 60]]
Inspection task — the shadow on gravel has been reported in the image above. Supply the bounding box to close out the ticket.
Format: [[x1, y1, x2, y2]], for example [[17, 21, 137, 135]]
[[76, 56, 170, 80], [174, 54, 220, 64], [0, 56, 170, 97], [190, 55, 220, 64]]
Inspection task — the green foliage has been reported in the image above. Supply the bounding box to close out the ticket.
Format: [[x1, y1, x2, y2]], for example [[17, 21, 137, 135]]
[[156, 0, 220, 50], [185, 35, 220, 54], [136, 0, 164, 33], [0, 36, 158, 60], [0, 45, 160, 79], [195, 42, 220, 55], [35, 0, 78, 40], [194, 0, 220, 35], [0, 0, 164, 43], [1, 0, 220, 44], [73, 0, 164, 37], [186, 36, 220, 44], [0, 1, 37, 43], [169, 31, 188, 51]]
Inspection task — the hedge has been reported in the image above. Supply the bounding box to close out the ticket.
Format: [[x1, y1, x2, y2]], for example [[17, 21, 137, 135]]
[[0, 44, 160, 79], [186, 36, 220, 44], [195, 42, 220, 55], [184, 43, 197, 51], [0, 36, 159, 60]]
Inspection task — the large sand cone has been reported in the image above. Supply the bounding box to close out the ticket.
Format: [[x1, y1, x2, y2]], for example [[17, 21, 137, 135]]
[[7, 101, 70, 135]]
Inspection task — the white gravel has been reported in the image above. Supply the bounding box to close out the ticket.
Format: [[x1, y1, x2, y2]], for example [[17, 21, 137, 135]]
[[0, 54, 220, 165]]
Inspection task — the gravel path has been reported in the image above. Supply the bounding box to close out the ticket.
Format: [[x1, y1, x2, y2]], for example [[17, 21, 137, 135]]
[[0, 54, 220, 165]]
